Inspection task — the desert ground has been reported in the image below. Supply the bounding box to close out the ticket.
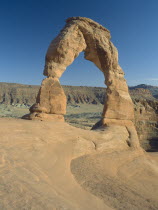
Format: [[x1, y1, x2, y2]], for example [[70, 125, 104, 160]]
[[0, 106, 158, 209], [0, 104, 103, 129], [0, 84, 158, 209]]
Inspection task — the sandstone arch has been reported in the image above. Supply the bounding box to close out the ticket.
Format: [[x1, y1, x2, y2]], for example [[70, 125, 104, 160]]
[[23, 17, 140, 148]]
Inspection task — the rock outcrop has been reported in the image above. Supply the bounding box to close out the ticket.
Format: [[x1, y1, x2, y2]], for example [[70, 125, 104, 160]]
[[133, 98, 158, 151], [23, 17, 139, 148]]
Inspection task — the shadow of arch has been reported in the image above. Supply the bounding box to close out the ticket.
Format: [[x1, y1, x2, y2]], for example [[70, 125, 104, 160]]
[[147, 137, 158, 152]]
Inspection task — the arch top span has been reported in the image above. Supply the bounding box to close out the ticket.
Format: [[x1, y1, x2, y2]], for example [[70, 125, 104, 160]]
[[23, 17, 140, 149], [66, 17, 111, 35], [44, 16, 113, 78]]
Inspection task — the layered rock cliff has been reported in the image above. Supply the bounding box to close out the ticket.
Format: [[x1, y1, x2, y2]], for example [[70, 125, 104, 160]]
[[0, 82, 106, 106], [0, 83, 39, 106], [1, 83, 157, 106]]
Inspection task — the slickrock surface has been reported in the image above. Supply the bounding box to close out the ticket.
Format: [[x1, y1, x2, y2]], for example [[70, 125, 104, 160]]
[[0, 118, 158, 209]]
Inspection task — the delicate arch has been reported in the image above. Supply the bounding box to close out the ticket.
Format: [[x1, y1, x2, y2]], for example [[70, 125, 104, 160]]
[[23, 17, 140, 148]]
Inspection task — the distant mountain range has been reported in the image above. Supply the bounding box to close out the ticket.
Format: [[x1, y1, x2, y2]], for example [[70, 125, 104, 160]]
[[129, 84, 158, 98], [0, 82, 158, 106]]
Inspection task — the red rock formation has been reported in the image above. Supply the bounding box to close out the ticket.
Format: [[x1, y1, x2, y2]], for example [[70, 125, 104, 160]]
[[23, 17, 140, 148]]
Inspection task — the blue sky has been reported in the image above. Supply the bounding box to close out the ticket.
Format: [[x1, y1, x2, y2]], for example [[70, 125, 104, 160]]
[[0, 0, 158, 87]]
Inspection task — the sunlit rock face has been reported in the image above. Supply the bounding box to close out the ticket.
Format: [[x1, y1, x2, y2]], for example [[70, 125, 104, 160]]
[[23, 17, 140, 148]]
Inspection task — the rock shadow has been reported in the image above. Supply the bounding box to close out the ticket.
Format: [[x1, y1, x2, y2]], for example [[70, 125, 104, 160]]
[[146, 137, 158, 152]]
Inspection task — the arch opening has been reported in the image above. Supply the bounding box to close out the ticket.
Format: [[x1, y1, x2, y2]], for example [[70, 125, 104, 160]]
[[60, 52, 105, 87], [59, 51, 105, 129]]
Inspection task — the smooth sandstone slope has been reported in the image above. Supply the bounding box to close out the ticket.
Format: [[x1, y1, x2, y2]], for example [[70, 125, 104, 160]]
[[0, 118, 158, 210], [0, 118, 109, 210]]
